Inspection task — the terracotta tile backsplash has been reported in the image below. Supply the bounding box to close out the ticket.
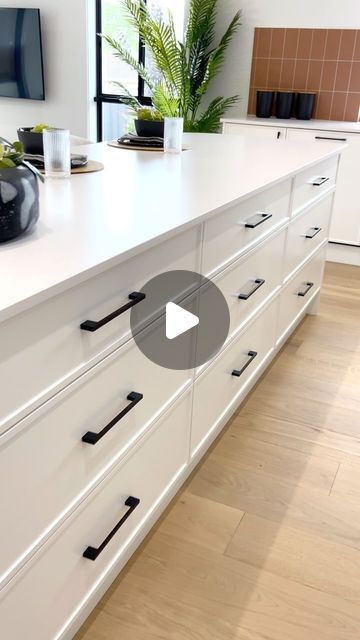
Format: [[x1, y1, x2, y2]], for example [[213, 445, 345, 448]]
[[248, 28, 360, 121]]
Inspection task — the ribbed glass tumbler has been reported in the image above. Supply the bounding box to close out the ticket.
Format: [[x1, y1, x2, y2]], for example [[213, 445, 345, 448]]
[[43, 128, 71, 178]]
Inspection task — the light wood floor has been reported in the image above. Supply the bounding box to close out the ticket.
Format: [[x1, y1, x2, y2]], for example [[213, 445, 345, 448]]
[[76, 262, 360, 640]]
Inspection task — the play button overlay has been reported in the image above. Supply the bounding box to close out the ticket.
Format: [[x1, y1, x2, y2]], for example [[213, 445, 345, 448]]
[[166, 302, 199, 340], [130, 270, 230, 370]]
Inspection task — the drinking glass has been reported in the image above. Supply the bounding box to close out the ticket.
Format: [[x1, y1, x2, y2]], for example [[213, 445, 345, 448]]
[[43, 128, 71, 178], [164, 117, 184, 154]]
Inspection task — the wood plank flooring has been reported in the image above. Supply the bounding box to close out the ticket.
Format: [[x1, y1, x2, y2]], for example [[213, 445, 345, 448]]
[[76, 261, 360, 640]]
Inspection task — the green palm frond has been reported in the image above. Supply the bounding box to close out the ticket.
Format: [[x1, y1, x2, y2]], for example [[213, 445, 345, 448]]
[[191, 96, 240, 133], [102, 0, 241, 133], [152, 84, 180, 117], [102, 34, 155, 93]]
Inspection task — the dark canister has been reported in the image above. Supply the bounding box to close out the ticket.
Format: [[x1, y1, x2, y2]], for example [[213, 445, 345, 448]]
[[256, 91, 275, 118], [0, 164, 40, 242], [296, 93, 316, 120], [275, 92, 295, 119]]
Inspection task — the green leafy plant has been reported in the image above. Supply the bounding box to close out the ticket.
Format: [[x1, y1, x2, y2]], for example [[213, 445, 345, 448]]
[[102, 0, 241, 132], [30, 123, 51, 133], [136, 107, 164, 121], [0, 141, 25, 169]]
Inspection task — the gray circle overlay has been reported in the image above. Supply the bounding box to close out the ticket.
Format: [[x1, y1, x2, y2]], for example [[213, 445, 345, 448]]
[[130, 270, 230, 370]]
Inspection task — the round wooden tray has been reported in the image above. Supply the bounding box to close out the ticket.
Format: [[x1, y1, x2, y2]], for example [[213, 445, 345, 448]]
[[108, 140, 189, 152], [40, 160, 104, 175]]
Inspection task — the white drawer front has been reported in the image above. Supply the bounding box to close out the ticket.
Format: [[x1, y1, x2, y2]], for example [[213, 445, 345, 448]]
[[284, 194, 332, 279], [213, 229, 285, 341], [277, 246, 326, 342], [223, 123, 285, 139], [292, 157, 337, 215], [0, 226, 200, 433], [0, 317, 193, 587], [202, 180, 291, 276], [191, 299, 278, 457], [0, 391, 191, 640]]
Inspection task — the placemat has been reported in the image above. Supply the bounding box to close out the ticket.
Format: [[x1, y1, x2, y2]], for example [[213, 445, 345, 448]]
[[40, 160, 104, 175], [108, 140, 190, 152]]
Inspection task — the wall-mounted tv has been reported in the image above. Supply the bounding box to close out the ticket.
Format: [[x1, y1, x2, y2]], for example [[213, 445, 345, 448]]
[[0, 8, 45, 101]]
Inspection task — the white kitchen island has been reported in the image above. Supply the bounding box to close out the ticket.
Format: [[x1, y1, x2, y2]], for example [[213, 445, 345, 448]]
[[0, 133, 344, 639]]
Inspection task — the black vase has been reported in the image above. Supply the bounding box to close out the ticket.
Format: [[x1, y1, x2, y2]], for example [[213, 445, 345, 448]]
[[17, 128, 44, 154], [296, 93, 316, 120], [135, 119, 164, 138], [0, 165, 40, 242], [256, 91, 275, 118], [275, 92, 295, 119]]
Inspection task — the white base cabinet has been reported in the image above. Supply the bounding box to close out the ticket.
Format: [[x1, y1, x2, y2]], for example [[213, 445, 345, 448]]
[[223, 120, 360, 256], [0, 151, 341, 639]]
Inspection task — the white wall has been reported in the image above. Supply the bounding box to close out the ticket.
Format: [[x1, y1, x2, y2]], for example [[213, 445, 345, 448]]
[[211, 0, 360, 118], [0, 0, 96, 142]]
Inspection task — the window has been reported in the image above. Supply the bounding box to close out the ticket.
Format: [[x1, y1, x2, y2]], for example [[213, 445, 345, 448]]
[[96, 0, 185, 141]]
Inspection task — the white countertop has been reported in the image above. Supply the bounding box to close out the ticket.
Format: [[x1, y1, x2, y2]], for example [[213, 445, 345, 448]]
[[0, 133, 345, 322], [222, 116, 360, 134]]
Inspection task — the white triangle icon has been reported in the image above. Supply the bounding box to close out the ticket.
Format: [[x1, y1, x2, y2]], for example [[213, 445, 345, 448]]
[[166, 302, 199, 340]]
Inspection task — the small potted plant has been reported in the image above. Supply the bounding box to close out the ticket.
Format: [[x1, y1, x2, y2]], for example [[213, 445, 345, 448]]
[[134, 108, 164, 138], [17, 123, 51, 154], [0, 141, 40, 242]]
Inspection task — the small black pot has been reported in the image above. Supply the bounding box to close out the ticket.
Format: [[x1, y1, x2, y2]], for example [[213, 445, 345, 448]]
[[135, 119, 164, 138], [296, 93, 316, 120], [256, 91, 275, 118], [275, 92, 295, 119], [0, 164, 39, 242], [17, 128, 44, 155]]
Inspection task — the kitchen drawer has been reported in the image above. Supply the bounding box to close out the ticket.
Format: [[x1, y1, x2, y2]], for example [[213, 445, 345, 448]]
[[191, 299, 278, 456], [284, 194, 332, 279], [277, 246, 326, 342], [0, 225, 200, 433], [223, 123, 286, 139], [202, 180, 291, 276], [0, 391, 191, 640], [0, 315, 193, 587], [212, 229, 285, 341], [292, 156, 337, 215]]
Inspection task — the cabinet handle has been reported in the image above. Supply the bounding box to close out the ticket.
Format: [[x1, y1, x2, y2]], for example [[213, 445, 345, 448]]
[[245, 212, 273, 229], [305, 227, 322, 239], [297, 282, 314, 297], [83, 496, 140, 561], [82, 392, 143, 445], [232, 350, 258, 377], [311, 176, 329, 187], [238, 278, 265, 300], [80, 292, 146, 332], [277, 131, 281, 139], [315, 136, 347, 142]]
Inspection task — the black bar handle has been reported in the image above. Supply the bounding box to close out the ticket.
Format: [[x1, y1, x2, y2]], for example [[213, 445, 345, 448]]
[[315, 136, 347, 142], [232, 351, 258, 378], [80, 291, 146, 332], [311, 176, 330, 187], [298, 282, 314, 297], [82, 391, 143, 445], [305, 227, 322, 239], [83, 496, 140, 561], [238, 278, 266, 301], [245, 212, 273, 229]]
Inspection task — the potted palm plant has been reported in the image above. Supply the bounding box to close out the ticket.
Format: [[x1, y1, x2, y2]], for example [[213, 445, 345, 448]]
[[0, 141, 41, 242], [102, 0, 241, 133]]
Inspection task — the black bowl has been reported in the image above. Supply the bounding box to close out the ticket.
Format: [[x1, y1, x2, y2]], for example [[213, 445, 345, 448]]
[[0, 164, 39, 242], [17, 128, 44, 155], [135, 119, 164, 138]]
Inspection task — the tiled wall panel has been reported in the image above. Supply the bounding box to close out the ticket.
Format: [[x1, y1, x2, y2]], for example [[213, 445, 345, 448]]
[[248, 28, 360, 121]]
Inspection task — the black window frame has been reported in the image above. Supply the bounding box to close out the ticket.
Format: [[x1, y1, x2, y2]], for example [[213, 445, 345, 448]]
[[95, 0, 152, 141]]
